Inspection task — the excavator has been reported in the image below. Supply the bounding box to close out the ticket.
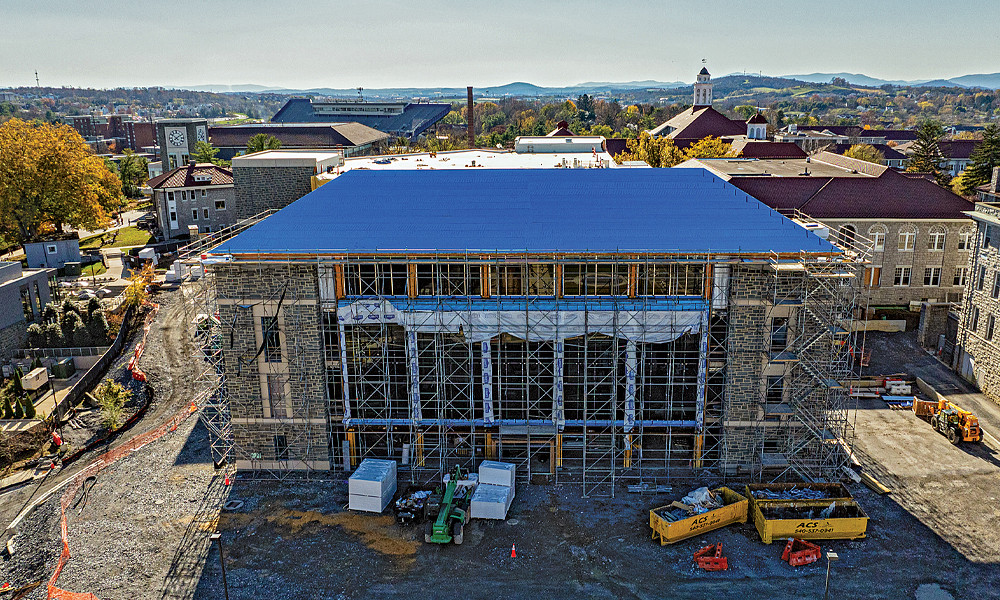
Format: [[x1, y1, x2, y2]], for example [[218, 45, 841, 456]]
[[913, 398, 981, 444]]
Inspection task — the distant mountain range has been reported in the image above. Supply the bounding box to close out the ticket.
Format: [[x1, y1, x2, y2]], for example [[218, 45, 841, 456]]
[[183, 72, 1000, 97], [785, 72, 1000, 89], [184, 80, 689, 97]]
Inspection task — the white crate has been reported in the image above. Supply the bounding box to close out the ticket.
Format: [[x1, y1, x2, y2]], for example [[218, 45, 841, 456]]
[[349, 484, 396, 513], [349, 459, 397, 498], [471, 483, 515, 520], [478, 460, 515, 488]]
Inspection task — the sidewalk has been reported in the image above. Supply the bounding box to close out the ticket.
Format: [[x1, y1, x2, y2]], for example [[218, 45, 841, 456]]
[[0, 370, 85, 434]]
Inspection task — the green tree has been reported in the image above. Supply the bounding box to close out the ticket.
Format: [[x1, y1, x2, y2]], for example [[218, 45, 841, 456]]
[[117, 149, 149, 198], [614, 132, 685, 167], [94, 378, 131, 430], [961, 124, 1000, 195], [245, 133, 282, 155], [843, 143, 885, 165], [191, 140, 229, 166], [22, 395, 36, 419], [683, 136, 739, 160], [734, 105, 757, 120], [907, 120, 950, 186], [0, 391, 13, 419]]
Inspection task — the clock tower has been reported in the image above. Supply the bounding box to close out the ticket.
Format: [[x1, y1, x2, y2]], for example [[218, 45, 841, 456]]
[[155, 118, 209, 170]]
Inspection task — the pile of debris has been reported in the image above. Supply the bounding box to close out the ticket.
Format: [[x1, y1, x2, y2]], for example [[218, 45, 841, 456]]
[[658, 487, 724, 522], [751, 486, 829, 501]]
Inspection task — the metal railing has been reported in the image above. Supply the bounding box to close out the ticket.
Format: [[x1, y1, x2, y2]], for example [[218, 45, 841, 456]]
[[177, 209, 277, 261]]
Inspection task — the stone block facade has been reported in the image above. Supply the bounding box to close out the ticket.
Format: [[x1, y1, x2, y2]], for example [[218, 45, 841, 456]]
[[0, 320, 28, 360], [955, 202, 1000, 404], [211, 259, 852, 479], [232, 166, 316, 220], [213, 262, 331, 468], [822, 218, 974, 306]]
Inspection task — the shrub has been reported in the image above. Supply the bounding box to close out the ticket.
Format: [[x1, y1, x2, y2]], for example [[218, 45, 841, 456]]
[[42, 303, 59, 324], [44, 322, 64, 347], [94, 378, 131, 430], [60, 310, 82, 340], [71, 320, 91, 347], [61, 299, 81, 319], [22, 396, 36, 419], [86, 311, 110, 343], [12, 395, 24, 419], [26, 323, 44, 348], [86, 297, 102, 318], [0, 392, 13, 419]]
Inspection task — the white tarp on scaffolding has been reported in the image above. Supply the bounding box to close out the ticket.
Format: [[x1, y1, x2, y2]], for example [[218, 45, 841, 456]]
[[337, 299, 702, 343]]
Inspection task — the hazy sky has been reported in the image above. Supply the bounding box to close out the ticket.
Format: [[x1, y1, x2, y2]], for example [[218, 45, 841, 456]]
[[2, 0, 998, 89]]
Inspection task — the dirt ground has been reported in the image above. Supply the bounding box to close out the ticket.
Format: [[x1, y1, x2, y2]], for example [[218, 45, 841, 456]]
[[4, 309, 1000, 599]]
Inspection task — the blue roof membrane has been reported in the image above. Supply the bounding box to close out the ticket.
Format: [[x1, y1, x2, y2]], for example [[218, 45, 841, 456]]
[[214, 168, 838, 256]]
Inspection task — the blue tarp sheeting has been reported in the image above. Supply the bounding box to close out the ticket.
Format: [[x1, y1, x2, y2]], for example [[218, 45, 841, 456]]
[[214, 168, 838, 256]]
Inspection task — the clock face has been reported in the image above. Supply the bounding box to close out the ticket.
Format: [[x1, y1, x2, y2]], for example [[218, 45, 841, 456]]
[[168, 129, 186, 147], [196, 127, 207, 142]]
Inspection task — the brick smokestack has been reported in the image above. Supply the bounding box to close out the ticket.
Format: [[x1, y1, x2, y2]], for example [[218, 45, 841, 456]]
[[467, 86, 474, 148]]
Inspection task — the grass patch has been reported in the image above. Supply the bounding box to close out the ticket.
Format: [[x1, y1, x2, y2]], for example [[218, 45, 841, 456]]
[[82, 262, 108, 277], [80, 226, 152, 249]]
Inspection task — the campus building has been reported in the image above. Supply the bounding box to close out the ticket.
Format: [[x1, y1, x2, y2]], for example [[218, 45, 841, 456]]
[[955, 169, 1000, 403], [195, 169, 864, 495]]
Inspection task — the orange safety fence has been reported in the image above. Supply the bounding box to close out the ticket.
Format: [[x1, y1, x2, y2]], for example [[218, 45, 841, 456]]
[[48, 300, 200, 600]]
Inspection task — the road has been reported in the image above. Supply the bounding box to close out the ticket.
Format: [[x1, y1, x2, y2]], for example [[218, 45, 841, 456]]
[[852, 331, 1000, 563]]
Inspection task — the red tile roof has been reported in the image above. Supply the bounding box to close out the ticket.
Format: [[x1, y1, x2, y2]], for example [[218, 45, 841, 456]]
[[730, 140, 806, 159], [747, 112, 768, 125], [147, 163, 233, 189], [938, 140, 980, 160], [649, 106, 746, 139], [730, 168, 973, 220]]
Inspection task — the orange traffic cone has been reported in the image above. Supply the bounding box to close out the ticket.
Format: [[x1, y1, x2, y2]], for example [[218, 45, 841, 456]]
[[224, 475, 231, 486], [511, 543, 516, 558]]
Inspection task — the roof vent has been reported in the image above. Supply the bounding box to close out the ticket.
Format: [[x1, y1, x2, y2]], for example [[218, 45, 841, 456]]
[[799, 167, 810, 176]]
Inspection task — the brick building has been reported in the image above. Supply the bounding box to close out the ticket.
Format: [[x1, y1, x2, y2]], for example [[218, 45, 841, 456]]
[[148, 163, 234, 238], [196, 169, 863, 493], [681, 153, 975, 306]]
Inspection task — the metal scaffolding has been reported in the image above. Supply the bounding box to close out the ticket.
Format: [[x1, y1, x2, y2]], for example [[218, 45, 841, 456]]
[[180, 240, 866, 494]]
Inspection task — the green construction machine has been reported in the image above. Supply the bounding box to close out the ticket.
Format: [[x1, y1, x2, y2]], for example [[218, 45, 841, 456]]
[[424, 466, 472, 545]]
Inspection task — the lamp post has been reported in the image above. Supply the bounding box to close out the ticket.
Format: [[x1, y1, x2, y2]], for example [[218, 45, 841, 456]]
[[210, 532, 230, 600], [824, 551, 839, 600]]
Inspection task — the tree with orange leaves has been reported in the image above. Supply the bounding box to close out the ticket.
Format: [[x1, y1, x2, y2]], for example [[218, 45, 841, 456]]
[[0, 118, 123, 244]]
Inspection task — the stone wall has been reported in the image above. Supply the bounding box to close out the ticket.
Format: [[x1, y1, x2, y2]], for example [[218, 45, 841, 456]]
[[823, 218, 974, 306], [956, 209, 1000, 404], [213, 262, 331, 467], [232, 166, 316, 220], [0, 319, 28, 360]]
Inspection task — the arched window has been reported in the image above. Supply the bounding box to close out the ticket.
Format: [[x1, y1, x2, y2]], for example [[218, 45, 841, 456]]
[[927, 224, 947, 251], [868, 224, 888, 252], [838, 224, 857, 248], [897, 224, 918, 252]]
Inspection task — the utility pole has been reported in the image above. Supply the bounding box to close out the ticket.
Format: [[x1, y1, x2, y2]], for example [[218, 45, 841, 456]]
[[35, 70, 40, 88], [210, 533, 231, 600]]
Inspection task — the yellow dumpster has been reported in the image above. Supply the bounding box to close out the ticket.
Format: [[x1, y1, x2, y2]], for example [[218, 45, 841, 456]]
[[744, 482, 854, 509], [649, 487, 748, 546], [750, 499, 869, 544]]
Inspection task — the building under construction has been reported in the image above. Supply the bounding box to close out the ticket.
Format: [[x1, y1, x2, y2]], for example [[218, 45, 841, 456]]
[[190, 168, 866, 496]]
